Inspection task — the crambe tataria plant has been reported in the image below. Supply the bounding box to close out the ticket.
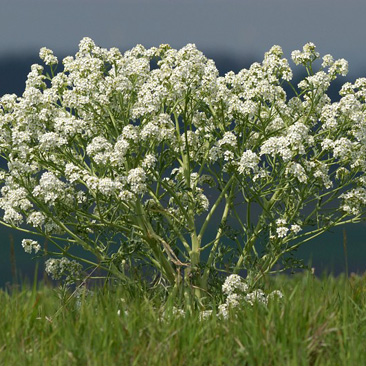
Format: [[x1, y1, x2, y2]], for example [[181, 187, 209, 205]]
[[0, 38, 365, 300]]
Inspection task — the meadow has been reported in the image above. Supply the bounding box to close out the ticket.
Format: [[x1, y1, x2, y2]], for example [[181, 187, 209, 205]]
[[1, 271, 366, 365]]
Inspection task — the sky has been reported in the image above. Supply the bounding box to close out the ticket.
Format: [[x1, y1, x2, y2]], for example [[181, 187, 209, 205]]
[[1, 0, 366, 78]]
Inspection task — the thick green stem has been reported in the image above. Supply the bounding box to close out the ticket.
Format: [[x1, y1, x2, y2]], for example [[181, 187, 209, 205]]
[[198, 175, 236, 240], [201, 182, 235, 290], [134, 200, 176, 284]]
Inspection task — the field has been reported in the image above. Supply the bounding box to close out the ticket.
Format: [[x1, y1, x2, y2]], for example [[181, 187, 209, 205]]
[[1, 272, 366, 365]]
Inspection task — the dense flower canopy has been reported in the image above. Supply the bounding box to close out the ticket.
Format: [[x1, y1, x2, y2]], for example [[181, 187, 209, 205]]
[[0, 38, 365, 289]]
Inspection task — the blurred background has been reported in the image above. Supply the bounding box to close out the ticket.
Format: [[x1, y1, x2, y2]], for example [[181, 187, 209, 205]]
[[1, 0, 366, 286]]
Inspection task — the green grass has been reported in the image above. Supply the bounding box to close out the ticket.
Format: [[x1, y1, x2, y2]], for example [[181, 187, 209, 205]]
[[1, 272, 366, 365]]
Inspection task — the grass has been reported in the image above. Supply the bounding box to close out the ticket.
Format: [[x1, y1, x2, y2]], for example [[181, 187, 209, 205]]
[[1, 272, 366, 365]]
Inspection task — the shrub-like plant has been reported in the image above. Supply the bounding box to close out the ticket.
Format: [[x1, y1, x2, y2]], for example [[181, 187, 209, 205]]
[[1, 39, 365, 300]]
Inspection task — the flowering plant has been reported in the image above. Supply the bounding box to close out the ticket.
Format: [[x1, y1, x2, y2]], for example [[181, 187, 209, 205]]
[[1, 38, 365, 299]]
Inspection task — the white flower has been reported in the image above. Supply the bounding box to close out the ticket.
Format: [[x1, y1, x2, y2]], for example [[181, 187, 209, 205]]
[[118, 190, 135, 203], [65, 163, 82, 183], [39, 47, 58, 65], [209, 146, 222, 162], [332, 138, 353, 160], [290, 224, 302, 234], [223, 150, 234, 162], [260, 136, 292, 162], [329, 59, 348, 78], [276, 218, 286, 226], [39, 132, 67, 150], [142, 154, 157, 170], [298, 71, 330, 92], [276, 226, 289, 238], [22, 239, 41, 254], [340, 188, 366, 215], [32, 172, 70, 206], [2, 208, 23, 225], [54, 116, 88, 138], [127, 168, 147, 195], [217, 303, 229, 319], [141, 121, 160, 142], [45, 257, 82, 281], [320, 104, 338, 130], [275, 219, 289, 238], [86, 136, 112, 164], [199, 310, 213, 321], [26, 212, 46, 228], [111, 137, 130, 166], [218, 132, 237, 148], [244, 289, 268, 306], [285, 162, 307, 183], [196, 191, 210, 212], [226, 293, 242, 308], [321, 54, 334, 68], [122, 125, 140, 144], [25, 64, 45, 90], [237, 150, 260, 175], [97, 177, 123, 196], [291, 42, 319, 65], [222, 274, 249, 296]]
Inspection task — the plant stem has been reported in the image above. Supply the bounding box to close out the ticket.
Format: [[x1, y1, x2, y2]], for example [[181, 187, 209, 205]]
[[201, 182, 235, 290]]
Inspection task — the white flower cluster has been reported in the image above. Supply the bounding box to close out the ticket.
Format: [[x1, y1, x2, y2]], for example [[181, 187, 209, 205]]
[[340, 188, 366, 215], [26, 212, 46, 228], [291, 42, 320, 65], [32, 172, 74, 206], [39, 47, 58, 65], [272, 219, 302, 239], [45, 257, 82, 281], [127, 167, 147, 195], [0, 186, 32, 225], [218, 274, 283, 319], [160, 274, 284, 322], [221, 274, 249, 295], [21, 239, 41, 254], [276, 218, 289, 238], [260, 122, 312, 162], [140, 114, 175, 145], [237, 150, 260, 175]]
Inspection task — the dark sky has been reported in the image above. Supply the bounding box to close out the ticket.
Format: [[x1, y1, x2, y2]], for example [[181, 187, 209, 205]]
[[1, 0, 366, 78]]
